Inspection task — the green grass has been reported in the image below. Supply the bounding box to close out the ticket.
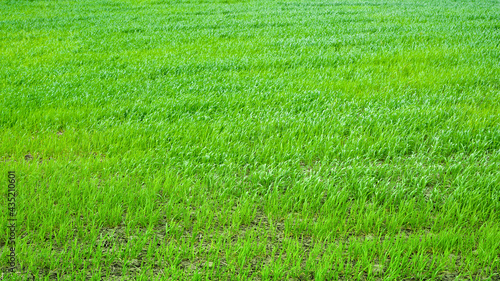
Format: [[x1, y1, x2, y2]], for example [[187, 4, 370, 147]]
[[1, 0, 499, 279]]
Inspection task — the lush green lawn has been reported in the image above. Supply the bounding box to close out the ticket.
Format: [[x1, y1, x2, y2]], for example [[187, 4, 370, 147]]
[[1, 0, 499, 279]]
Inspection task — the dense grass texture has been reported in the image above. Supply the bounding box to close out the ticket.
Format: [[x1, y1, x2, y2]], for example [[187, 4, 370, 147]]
[[1, 0, 499, 280]]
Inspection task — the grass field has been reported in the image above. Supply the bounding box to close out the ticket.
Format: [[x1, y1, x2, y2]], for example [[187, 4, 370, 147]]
[[1, 0, 499, 280]]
